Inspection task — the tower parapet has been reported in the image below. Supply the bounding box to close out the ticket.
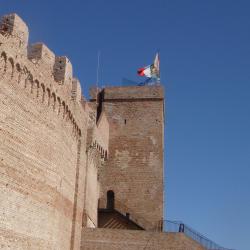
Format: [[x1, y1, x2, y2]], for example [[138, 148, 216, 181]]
[[0, 13, 28, 50], [54, 56, 73, 85], [0, 13, 86, 138], [72, 78, 82, 102], [28, 43, 55, 70], [102, 85, 164, 100]]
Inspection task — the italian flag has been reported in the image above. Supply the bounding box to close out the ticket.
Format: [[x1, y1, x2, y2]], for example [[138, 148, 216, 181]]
[[137, 65, 152, 77], [137, 53, 160, 78]]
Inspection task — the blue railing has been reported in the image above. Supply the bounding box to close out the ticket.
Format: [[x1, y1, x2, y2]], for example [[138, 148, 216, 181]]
[[121, 77, 160, 86], [162, 220, 235, 250]]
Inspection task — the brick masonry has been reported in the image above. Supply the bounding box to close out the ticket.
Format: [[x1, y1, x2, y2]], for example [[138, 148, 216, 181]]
[[98, 86, 164, 230], [0, 13, 108, 250], [81, 228, 205, 250], [0, 13, 205, 250]]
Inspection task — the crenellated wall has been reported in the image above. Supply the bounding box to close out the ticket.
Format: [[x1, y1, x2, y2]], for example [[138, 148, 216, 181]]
[[0, 12, 167, 250], [0, 13, 91, 250]]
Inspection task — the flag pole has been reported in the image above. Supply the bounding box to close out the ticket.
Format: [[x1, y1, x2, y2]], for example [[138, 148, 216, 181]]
[[96, 51, 101, 89], [96, 51, 101, 104]]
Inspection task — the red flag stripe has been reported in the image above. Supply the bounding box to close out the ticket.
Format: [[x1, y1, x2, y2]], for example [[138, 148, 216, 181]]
[[137, 68, 145, 76]]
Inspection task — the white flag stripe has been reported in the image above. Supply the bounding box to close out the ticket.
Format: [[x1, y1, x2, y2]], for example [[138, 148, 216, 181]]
[[143, 67, 152, 77]]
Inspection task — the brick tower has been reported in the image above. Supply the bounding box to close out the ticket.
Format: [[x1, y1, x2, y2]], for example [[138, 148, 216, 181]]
[[95, 85, 164, 230]]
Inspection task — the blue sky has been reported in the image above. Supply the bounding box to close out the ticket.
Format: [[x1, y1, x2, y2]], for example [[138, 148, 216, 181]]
[[1, 1, 249, 249]]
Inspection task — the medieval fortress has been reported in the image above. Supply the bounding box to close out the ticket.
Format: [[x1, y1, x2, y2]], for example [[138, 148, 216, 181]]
[[0, 13, 206, 250]]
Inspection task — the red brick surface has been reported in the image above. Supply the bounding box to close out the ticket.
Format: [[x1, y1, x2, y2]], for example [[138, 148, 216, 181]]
[[81, 228, 205, 250], [99, 86, 164, 230]]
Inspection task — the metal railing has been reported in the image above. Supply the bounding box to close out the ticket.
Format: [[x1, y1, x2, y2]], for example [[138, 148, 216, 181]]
[[162, 220, 235, 250], [121, 77, 160, 87], [99, 198, 235, 250]]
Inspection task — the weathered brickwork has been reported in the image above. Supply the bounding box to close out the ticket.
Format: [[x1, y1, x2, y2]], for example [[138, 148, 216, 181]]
[[97, 86, 164, 230], [0, 13, 107, 250], [81, 228, 205, 250], [0, 13, 206, 250]]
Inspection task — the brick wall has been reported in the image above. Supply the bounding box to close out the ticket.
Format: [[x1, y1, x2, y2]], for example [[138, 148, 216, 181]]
[[0, 13, 89, 250], [84, 149, 101, 228], [99, 86, 164, 230], [81, 228, 205, 250]]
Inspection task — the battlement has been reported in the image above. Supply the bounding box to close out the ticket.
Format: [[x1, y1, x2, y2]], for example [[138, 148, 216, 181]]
[[0, 13, 28, 49], [0, 13, 80, 103], [90, 85, 164, 101], [72, 78, 82, 102], [54, 56, 73, 84], [0, 13, 88, 140], [0, 14, 96, 249], [28, 43, 55, 67]]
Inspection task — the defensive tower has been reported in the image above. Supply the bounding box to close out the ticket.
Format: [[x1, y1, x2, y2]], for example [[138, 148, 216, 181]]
[[91, 85, 165, 230]]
